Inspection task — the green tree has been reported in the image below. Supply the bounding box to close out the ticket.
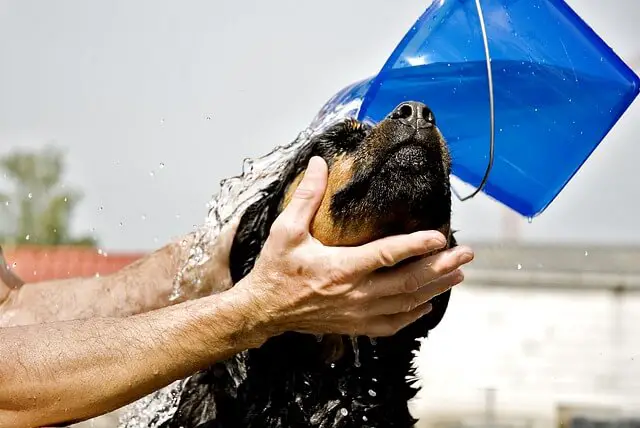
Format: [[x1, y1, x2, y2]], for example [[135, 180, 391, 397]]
[[0, 145, 97, 247]]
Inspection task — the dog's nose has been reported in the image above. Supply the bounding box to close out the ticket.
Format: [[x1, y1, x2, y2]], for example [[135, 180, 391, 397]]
[[389, 101, 435, 129]]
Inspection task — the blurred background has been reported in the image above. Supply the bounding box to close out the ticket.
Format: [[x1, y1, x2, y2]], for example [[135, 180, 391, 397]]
[[0, 0, 638, 427]]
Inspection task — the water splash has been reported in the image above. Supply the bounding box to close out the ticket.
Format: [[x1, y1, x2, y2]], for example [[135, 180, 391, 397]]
[[119, 95, 363, 427]]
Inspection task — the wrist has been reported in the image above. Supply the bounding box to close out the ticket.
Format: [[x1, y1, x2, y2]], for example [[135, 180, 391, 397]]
[[202, 283, 273, 351]]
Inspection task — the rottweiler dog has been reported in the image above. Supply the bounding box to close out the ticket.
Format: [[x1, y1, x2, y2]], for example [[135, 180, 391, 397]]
[[160, 101, 457, 428]]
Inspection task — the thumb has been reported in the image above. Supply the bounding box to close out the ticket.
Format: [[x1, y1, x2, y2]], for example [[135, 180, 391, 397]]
[[273, 156, 328, 241]]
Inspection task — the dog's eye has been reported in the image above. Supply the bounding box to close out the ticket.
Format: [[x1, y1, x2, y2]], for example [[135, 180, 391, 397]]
[[334, 121, 368, 151]]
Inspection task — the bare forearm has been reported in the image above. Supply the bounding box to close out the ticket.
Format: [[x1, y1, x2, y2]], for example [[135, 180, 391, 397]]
[[0, 241, 185, 327], [0, 286, 265, 428]]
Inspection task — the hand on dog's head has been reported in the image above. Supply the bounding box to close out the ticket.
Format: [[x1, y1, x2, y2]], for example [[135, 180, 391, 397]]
[[229, 101, 455, 361]]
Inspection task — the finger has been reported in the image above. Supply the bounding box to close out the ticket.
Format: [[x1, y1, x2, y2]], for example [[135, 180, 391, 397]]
[[363, 302, 434, 337], [338, 230, 448, 274], [365, 270, 463, 316], [365, 245, 473, 297], [270, 156, 328, 242]]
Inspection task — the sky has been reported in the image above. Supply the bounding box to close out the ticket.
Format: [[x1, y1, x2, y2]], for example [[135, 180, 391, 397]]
[[0, 0, 639, 252]]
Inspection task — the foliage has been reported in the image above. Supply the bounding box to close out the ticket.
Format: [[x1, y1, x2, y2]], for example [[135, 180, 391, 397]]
[[0, 145, 97, 246]]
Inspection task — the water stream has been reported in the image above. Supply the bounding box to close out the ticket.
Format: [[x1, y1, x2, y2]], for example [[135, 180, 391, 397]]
[[118, 97, 363, 428]]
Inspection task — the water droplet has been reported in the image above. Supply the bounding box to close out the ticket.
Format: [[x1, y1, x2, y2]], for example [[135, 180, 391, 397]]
[[98, 206, 104, 212], [369, 337, 377, 346], [517, 264, 522, 270], [149, 171, 155, 177], [527, 216, 533, 224], [97, 249, 103, 255], [153, 237, 159, 243], [95, 273, 101, 278], [584, 251, 589, 256], [372, 378, 377, 383], [4, 201, 8, 206], [340, 408, 348, 416], [119, 221, 124, 227], [330, 363, 336, 369], [363, 416, 368, 422], [351, 336, 361, 368], [534, 108, 539, 112], [12, 262, 17, 268], [315, 334, 323, 342], [25, 234, 30, 240], [27, 192, 33, 199], [141, 214, 147, 220], [175, 214, 181, 219], [63, 197, 68, 202], [159, 162, 165, 169], [160, 118, 165, 125], [205, 115, 212, 120], [368, 389, 377, 397], [32, 270, 37, 275]]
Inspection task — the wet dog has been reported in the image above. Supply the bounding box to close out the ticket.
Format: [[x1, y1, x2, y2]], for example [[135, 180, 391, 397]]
[[161, 101, 457, 428]]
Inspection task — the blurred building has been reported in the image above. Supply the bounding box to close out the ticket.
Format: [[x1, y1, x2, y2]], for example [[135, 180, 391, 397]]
[[412, 243, 640, 428], [3, 245, 144, 282], [5, 243, 640, 428]]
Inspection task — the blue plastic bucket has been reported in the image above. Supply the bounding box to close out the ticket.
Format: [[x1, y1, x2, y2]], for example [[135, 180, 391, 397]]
[[314, 0, 640, 217]]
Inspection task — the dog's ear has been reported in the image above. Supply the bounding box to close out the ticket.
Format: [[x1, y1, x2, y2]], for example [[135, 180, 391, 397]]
[[228, 181, 284, 284], [418, 232, 457, 332]]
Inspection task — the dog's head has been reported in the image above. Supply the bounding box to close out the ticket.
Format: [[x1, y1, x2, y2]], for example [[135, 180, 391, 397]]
[[229, 101, 454, 339]]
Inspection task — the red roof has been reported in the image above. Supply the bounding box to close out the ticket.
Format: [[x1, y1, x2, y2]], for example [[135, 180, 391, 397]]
[[2, 246, 145, 282]]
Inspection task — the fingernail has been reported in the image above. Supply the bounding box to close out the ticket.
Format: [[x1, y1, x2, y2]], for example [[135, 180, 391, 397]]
[[422, 232, 446, 248], [420, 302, 433, 315], [307, 156, 325, 170], [456, 247, 474, 263], [453, 269, 465, 283]]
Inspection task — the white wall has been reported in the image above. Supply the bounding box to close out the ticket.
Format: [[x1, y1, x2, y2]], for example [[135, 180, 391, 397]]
[[411, 284, 640, 427]]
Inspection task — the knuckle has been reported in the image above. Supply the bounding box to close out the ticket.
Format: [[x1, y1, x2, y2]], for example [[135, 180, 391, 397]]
[[377, 248, 397, 267], [270, 218, 307, 243], [403, 272, 422, 293], [431, 254, 456, 275], [293, 186, 315, 200], [328, 264, 351, 284], [269, 219, 287, 237], [287, 225, 307, 242]]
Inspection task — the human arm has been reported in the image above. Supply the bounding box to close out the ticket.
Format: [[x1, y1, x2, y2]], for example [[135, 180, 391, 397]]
[[0, 225, 236, 327], [0, 156, 473, 427], [0, 286, 268, 428]]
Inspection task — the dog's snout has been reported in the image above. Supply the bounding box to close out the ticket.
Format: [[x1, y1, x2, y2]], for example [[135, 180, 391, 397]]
[[389, 101, 435, 129]]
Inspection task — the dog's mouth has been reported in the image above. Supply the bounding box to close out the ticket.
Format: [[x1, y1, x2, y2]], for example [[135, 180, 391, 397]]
[[378, 142, 431, 176]]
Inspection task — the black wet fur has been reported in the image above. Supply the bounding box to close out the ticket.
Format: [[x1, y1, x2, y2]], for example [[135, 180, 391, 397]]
[[159, 105, 458, 428]]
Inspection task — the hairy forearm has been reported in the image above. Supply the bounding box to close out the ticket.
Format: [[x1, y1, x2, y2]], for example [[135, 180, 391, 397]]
[[0, 239, 191, 327], [0, 285, 265, 428]]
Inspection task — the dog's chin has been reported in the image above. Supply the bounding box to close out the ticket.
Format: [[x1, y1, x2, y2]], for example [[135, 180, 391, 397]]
[[378, 144, 432, 176]]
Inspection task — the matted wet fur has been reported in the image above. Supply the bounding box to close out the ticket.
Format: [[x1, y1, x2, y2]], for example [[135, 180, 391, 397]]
[[159, 101, 457, 428]]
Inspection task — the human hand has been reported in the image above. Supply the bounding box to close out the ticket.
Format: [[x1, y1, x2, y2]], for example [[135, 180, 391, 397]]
[[234, 156, 474, 339]]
